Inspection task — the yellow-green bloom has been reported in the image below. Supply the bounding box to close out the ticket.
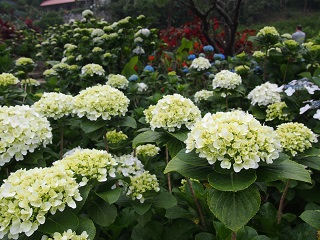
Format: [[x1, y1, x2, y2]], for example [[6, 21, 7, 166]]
[[257, 26, 279, 37], [283, 39, 300, 51], [15, 57, 34, 67], [106, 130, 128, 143], [106, 74, 129, 89], [266, 102, 293, 121], [252, 51, 266, 59], [0, 73, 19, 86], [194, 90, 213, 103], [81, 63, 105, 77], [234, 65, 250, 75], [136, 144, 160, 157], [212, 70, 242, 89], [144, 94, 201, 132], [276, 122, 318, 156], [42, 230, 89, 240], [185, 110, 282, 172], [20, 78, 40, 86]]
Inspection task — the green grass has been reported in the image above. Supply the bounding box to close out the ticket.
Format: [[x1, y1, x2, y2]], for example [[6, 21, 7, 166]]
[[238, 10, 320, 40]]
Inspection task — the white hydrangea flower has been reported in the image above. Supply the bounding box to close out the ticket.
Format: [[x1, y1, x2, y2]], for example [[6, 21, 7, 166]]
[[276, 122, 318, 156], [82, 9, 93, 18], [194, 90, 213, 103], [73, 84, 129, 121], [190, 57, 211, 71], [106, 74, 129, 89], [137, 82, 148, 92], [0, 105, 52, 166], [212, 70, 242, 90], [114, 154, 144, 177], [91, 28, 105, 38], [247, 82, 281, 106], [185, 110, 282, 172], [314, 109, 320, 120], [81, 63, 105, 77], [132, 46, 145, 55], [144, 94, 201, 132], [53, 148, 118, 186], [135, 28, 150, 37], [41, 230, 89, 240], [0, 73, 19, 86], [135, 144, 160, 157], [32, 92, 74, 120], [126, 171, 160, 203], [0, 166, 82, 239]]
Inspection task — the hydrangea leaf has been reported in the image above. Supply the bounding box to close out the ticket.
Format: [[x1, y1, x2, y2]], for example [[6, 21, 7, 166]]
[[152, 192, 177, 209], [132, 130, 168, 148], [80, 118, 107, 133], [294, 148, 320, 171], [77, 217, 96, 240], [95, 188, 122, 204], [38, 211, 79, 234], [88, 201, 117, 226], [300, 210, 320, 229], [208, 170, 256, 192], [256, 157, 311, 183], [121, 56, 138, 79], [208, 186, 261, 232]]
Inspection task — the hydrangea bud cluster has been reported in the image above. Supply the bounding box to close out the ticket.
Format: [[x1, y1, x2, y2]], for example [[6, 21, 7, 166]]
[[144, 94, 201, 132], [126, 171, 160, 203], [185, 110, 282, 172], [212, 70, 242, 89], [283, 39, 300, 51], [136, 144, 160, 157], [279, 78, 320, 96], [190, 57, 211, 71], [266, 102, 293, 121], [252, 51, 266, 59], [41, 230, 89, 240], [81, 63, 105, 77], [0, 105, 52, 166], [0, 167, 82, 239], [114, 154, 144, 177], [257, 26, 280, 37], [20, 78, 40, 86], [15, 57, 34, 67], [73, 84, 129, 121], [53, 148, 117, 186], [234, 65, 250, 75], [106, 74, 129, 89], [0, 73, 19, 87], [247, 82, 282, 106], [33, 92, 74, 120], [276, 122, 318, 156], [194, 90, 213, 103], [106, 130, 128, 143]]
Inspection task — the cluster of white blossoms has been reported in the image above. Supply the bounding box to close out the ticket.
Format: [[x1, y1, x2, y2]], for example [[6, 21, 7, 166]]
[[33, 92, 74, 120], [190, 57, 211, 71], [81, 9, 93, 18], [73, 84, 129, 121], [20, 78, 40, 86], [185, 110, 282, 172], [137, 82, 148, 92], [135, 144, 160, 158], [212, 70, 242, 90], [266, 102, 293, 121], [279, 78, 320, 96], [53, 148, 117, 186], [144, 94, 201, 132], [257, 26, 280, 37], [0, 73, 19, 87], [106, 130, 128, 144], [247, 82, 282, 106], [114, 154, 144, 177], [42, 230, 89, 240], [15, 57, 34, 67], [126, 171, 160, 203], [194, 90, 213, 103], [81, 63, 105, 77], [91, 28, 105, 38], [276, 122, 318, 157], [106, 74, 129, 89], [300, 100, 320, 120], [0, 105, 52, 166], [0, 166, 82, 239], [135, 28, 151, 37]]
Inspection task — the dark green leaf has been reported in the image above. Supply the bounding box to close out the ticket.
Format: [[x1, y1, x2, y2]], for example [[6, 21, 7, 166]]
[[77, 217, 96, 240], [38, 211, 79, 234], [300, 210, 320, 229], [168, 131, 188, 142], [152, 192, 177, 209], [195, 232, 215, 240], [208, 170, 256, 192], [118, 116, 137, 128], [132, 130, 167, 148], [132, 201, 152, 215], [95, 188, 121, 204], [87, 201, 117, 226], [121, 56, 139, 79], [167, 138, 185, 158], [75, 184, 93, 213], [294, 148, 320, 171], [80, 118, 106, 133], [165, 206, 195, 219], [208, 186, 261, 232], [257, 159, 311, 183]]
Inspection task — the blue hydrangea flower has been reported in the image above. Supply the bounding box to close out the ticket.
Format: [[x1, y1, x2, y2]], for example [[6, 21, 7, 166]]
[[203, 45, 214, 52], [129, 74, 139, 81], [187, 54, 196, 60], [213, 53, 225, 60], [143, 65, 154, 72], [182, 67, 189, 73]]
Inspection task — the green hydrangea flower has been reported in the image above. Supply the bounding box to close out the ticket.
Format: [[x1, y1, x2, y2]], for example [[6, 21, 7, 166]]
[[106, 74, 129, 89], [106, 130, 128, 144], [266, 102, 293, 121], [42, 230, 89, 240], [136, 144, 160, 157], [0, 73, 20, 86]]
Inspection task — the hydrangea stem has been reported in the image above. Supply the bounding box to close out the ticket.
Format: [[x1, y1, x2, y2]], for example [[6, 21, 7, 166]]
[[186, 178, 206, 231], [59, 123, 64, 159], [166, 144, 172, 193], [232, 231, 237, 240], [104, 129, 109, 152], [277, 180, 290, 224]]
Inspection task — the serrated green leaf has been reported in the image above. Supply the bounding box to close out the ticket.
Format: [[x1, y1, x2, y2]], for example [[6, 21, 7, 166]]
[[300, 210, 320, 229], [208, 186, 261, 232], [152, 192, 177, 209], [88, 201, 117, 226], [80, 118, 106, 133], [132, 130, 167, 148], [257, 159, 311, 183], [132, 201, 152, 215], [208, 170, 256, 192], [77, 217, 96, 240], [38, 211, 79, 234], [95, 188, 121, 204]]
